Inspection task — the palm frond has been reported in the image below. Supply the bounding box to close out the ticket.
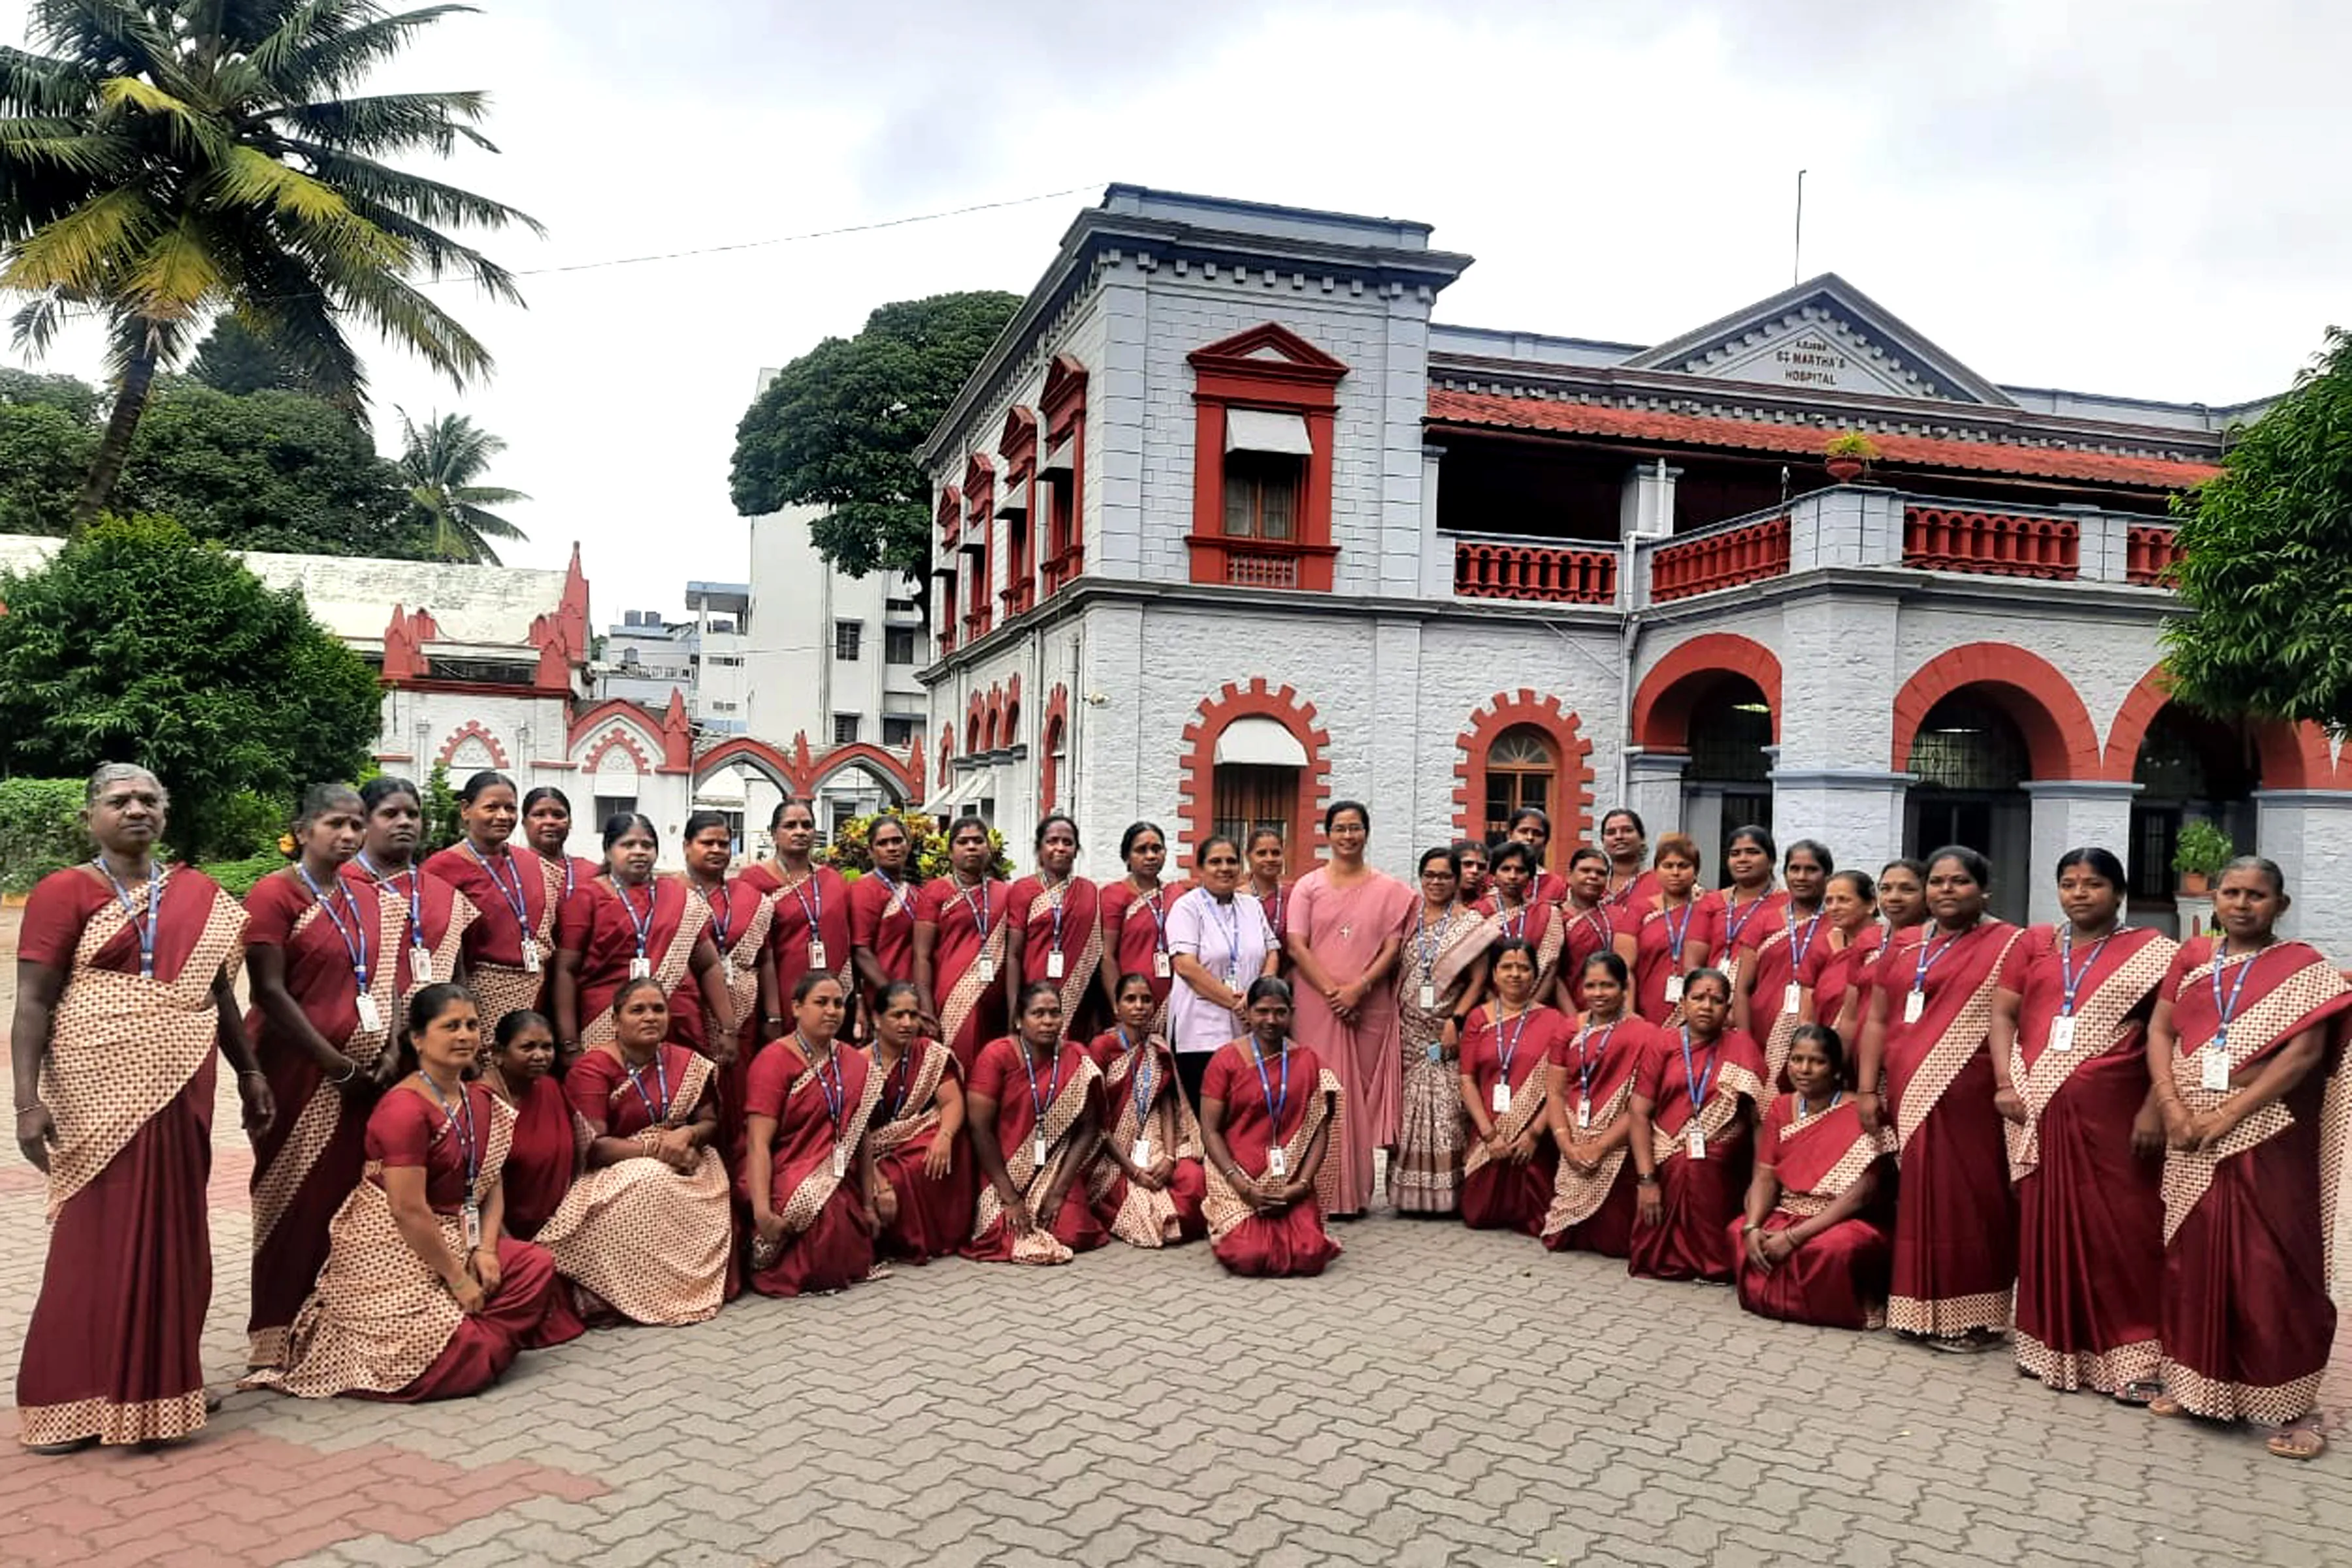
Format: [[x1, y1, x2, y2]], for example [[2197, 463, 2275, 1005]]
[[263, 89, 495, 155], [283, 5, 483, 96], [122, 212, 227, 318], [451, 485, 527, 506], [0, 45, 99, 115], [103, 305, 193, 379], [24, 3, 180, 88], [0, 116, 137, 176], [226, 231, 367, 409], [452, 502, 523, 540], [8, 286, 99, 356], [207, 143, 414, 276], [279, 139, 546, 243], [2, 183, 161, 291], [94, 75, 230, 163], [317, 257, 495, 385]]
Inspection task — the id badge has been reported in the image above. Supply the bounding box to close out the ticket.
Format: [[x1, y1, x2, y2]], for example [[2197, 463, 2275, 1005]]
[[630, 956, 652, 981], [980, 955, 998, 983], [2047, 1015, 2077, 1053], [719, 955, 734, 987], [1032, 1134, 1049, 1168], [1131, 1136, 1152, 1166], [355, 992, 382, 1032], [1046, 949, 1066, 980], [410, 945, 434, 985], [1266, 1146, 1288, 1179], [1686, 1126, 1707, 1161], [1426, 1041, 1443, 1064], [808, 939, 828, 971], [1576, 1098, 1592, 1130], [1491, 1083, 1511, 1115], [832, 1146, 847, 1179], [1721, 957, 1739, 988], [1782, 983, 1801, 1015], [2202, 1045, 2231, 1092], [1154, 951, 1172, 979], [461, 1201, 482, 1252], [1418, 982, 1437, 1011], [523, 943, 542, 975], [1663, 974, 1684, 1005], [1903, 989, 1925, 1024]]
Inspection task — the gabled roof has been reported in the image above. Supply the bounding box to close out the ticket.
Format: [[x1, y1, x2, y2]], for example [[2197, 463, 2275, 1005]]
[[1622, 273, 2016, 407]]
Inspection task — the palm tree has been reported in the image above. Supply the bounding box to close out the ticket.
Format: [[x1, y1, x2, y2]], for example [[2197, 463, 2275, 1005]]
[[398, 407, 526, 563], [0, 3, 541, 525]]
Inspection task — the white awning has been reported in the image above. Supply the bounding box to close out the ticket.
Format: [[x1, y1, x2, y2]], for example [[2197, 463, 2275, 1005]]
[[994, 482, 1028, 517], [1039, 435, 1075, 480], [1224, 408, 1314, 457], [1214, 715, 1309, 768]]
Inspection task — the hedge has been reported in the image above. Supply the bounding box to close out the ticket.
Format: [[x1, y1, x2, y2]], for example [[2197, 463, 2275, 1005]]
[[0, 777, 86, 896]]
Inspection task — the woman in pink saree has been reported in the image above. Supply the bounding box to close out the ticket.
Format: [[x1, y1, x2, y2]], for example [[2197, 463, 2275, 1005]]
[[1284, 800, 1413, 1218]]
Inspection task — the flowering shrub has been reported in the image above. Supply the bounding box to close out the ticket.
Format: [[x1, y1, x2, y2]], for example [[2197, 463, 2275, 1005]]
[[821, 808, 1012, 882]]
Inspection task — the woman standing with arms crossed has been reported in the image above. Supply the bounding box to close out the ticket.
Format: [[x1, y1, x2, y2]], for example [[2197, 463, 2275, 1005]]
[[1166, 835, 1281, 1110], [1200, 978, 1345, 1277], [1007, 813, 1104, 1037], [962, 983, 1105, 1264], [13, 765, 272, 1453], [1541, 951, 1658, 1258], [423, 771, 564, 1030], [1392, 845, 1495, 1216], [1285, 802, 1414, 1220], [862, 981, 972, 1262], [1987, 848, 2176, 1399], [244, 784, 408, 1371], [1855, 847, 2023, 1349], [2143, 858, 2349, 1458], [1614, 834, 1720, 1027], [1097, 821, 1188, 1033], [1735, 839, 1833, 1090], [913, 815, 1015, 1075]]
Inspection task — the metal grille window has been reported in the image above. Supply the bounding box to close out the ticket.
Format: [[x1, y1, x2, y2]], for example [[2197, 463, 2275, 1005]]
[[832, 713, 860, 745], [1688, 683, 1774, 784], [834, 621, 863, 661], [1909, 698, 2027, 791]]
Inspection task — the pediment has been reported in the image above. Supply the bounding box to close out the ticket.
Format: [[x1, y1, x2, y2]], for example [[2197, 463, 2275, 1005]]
[[1624, 274, 2014, 406], [1188, 321, 1347, 380]]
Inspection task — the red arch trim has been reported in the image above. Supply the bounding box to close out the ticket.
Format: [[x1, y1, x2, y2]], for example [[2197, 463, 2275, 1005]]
[[435, 719, 512, 770], [2100, 665, 2334, 789], [1631, 633, 1784, 751], [1176, 679, 1332, 862], [1452, 691, 1597, 855], [1040, 683, 1070, 813], [1889, 642, 2102, 780], [691, 736, 919, 800]]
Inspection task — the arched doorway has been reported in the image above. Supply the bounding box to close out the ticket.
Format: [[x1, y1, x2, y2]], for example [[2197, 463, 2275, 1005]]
[[1904, 693, 2031, 921], [1481, 725, 1556, 843], [1683, 676, 1774, 885], [1213, 715, 1307, 847], [2127, 704, 2260, 928]]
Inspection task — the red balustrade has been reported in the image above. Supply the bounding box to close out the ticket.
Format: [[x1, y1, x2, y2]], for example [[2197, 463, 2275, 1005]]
[[1902, 506, 2078, 580], [1650, 515, 1791, 602], [1452, 540, 1618, 605], [2125, 524, 2183, 587]]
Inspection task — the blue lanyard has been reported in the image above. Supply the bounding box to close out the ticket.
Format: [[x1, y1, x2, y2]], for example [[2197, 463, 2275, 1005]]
[[1415, 905, 1454, 978], [614, 876, 656, 958], [357, 852, 425, 945], [1019, 1040, 1063, 1132], [880, 1044, 916, 1120], [801, 1034, 845, 1128], [700, 879, 734, 949], [1206, 894, 1245, 981], [1260, 882, 1284, 936], [874, 867, 916, 921], [956, 878, 992, 939], [1794, 1090, 1844, 1120], [1678, 1026, 1716, 1115], [1575, 1020, 1618, 1102], [1119, 1028, 1155, 1120], [295, 863, 372, 992], [465, 841, 532, 929], [419, 1074, 480, 1194], [2210, 943, 2268, 1050], [1136, 885, 1170, 952], [1250, 1039, 1290, 1130], [2057, 924, 2123, 1018], [1494, 1006, 1531, 1081], [1660, 898, 1695, 962], [785, 871, 823, 935], [1571, 903, 1614, 956], [1910, 923, 1974, 995], [622, 1047, 671, 1124], [561, 855, 576, 902], [1043, 875, 1071, 946], [93, 858, 165, 978], [1723, 892, 1769, 948], [1496, 896, 1531, 941], [1787, 908, 1826, 970]]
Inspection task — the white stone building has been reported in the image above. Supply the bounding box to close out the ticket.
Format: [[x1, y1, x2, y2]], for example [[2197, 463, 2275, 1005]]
[[913, 185, 2349, 946]]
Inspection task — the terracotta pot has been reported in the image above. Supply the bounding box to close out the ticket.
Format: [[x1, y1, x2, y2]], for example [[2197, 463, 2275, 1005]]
[[2178, 871, 2210, 896], [1825, 457, 1864, 483]]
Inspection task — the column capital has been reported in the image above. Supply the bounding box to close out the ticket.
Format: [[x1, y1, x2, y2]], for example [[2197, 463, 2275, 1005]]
[[1625, 749, 1690, 780], [2019, 779, 2143, 800], [1765, 767, 1916, 789], [2253, 788, 2352, 808]]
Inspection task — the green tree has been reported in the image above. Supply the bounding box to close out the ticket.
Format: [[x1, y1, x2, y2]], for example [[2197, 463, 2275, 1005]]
[[0, 1, 540, 525], [0, 397, 96, 533], [0, 513, 382, 857], [730, 290, 1024, 576], [396, 408, 527, 563], [0, 365, 101, 421], [186, 314, 307, 396], [2162, 326, 2352, 731]]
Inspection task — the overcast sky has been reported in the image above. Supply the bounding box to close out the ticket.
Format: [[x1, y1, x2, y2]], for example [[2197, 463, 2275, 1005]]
[[5, 1, 2347, 614]]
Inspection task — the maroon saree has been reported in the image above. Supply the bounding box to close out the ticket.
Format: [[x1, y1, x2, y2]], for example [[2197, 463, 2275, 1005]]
[[1629, 1026, 1767, 1282], [1733, 1093, 1893, 1330]]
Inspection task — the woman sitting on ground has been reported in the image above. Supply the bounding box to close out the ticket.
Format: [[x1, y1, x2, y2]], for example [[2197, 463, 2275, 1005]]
[[862, 981, 973, 1263], [1731, 1024, 1893, 1330], [1199, 977, 1345, 1278], [1626, 967, 1767, 1283], [963, 982, 1105, 1264], [476, 1009, 578, 1241], [742, 974, 883, 1297], [1456, 938, 1566, 1237], [1086, 972, 1209, 1248]]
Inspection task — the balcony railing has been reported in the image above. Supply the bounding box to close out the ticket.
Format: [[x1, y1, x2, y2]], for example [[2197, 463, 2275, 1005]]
[[1040, 545, 1083, 595], [1452, 540, 1617, 604], [1902, 505, 2079, 580], [2125, 524, 2184, 587], [1652, 515, 1791, 602]]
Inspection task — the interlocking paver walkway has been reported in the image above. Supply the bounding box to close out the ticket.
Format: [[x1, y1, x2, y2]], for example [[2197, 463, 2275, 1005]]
[[2, 904, 2349, 1566]]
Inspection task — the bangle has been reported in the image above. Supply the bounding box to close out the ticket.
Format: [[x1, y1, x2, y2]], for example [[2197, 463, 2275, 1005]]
[[764, 1015, 785, 1027], [15, 1102, 46, 1117], [326, 1060, 357, 1086], [238, 1068, 266, 1080], [1636, 1173, 1659, 1186], [1740, 1220, 1761, 1233]]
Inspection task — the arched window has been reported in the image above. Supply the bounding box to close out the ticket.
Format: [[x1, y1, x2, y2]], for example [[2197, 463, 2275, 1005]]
[[1481, 725, 1556, 841]]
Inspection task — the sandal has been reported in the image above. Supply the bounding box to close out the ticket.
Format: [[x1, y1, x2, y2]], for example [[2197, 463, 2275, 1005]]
[[2266, 1421, 2327, 1462], [2115, 1380, 2164, 1407], [2148, 1394, 2185, 1418]]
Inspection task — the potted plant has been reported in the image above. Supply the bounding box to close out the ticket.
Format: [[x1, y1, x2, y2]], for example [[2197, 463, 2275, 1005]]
[[1823, 429, 1880, 483], [2172, 817, 2234, 896]]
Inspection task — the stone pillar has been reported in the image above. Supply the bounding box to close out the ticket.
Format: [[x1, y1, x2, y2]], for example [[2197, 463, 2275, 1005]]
[[2253, 789, 2352, 951], [1418, 443, 1451, 599], [2022, 780, 2141, 926], [1624, 751, 1690, 840], [1767, 767, 1912, 875], [1619, 460, 1680, 539]]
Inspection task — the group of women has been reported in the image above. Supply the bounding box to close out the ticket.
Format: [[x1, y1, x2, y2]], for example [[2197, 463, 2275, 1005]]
[[10, 768, 2344, 1467]]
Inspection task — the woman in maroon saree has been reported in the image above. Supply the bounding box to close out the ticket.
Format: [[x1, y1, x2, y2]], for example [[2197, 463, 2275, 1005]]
[[913, 815, 1015, 1075], [2144, 858, 2351, 1459], [863, 981, 973, 1262], [422, 770, 563, 1032], [1008, 813, 1105, 1041], [743, 799, 855, 1021], [1246, 827, 1294, 972], [246, 986, 579, 1403], [14, 764, 271, 1452], [1474, 843, 1563, 1002], [1597, 808, 1658, 913], [849, 814, 924, 1021], [1458, 939, 1565, 1236], [478, 1009, 577, 1241], [1987, 847, 2176, 1399], [1735, 838, 1833, 1092], [1504, 806, 1569, 906], [1856, 846, 2023, 1348], [742, 975, 883, 1296], [245, 784, 409, 1369], [1097, 821, 1189, 1033], [559, 813, 732, 1064], [1541, 952, 1660, 1256], [1797, 870, 1882, 1052], [964, 983, 1105, 1263], [1627, 968, 1767, 1282], [1200, 978, 1345, 1277], [683, 809, 780, 1168], [1558, 848, 1618, 1015], [344, 776, 476, 1001], [1714, 825, 1788, 1000], [1085, 972, 1209, 1247], [1733, 1024, 1893, 1330], [1612, 834, 1721, 1028]]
